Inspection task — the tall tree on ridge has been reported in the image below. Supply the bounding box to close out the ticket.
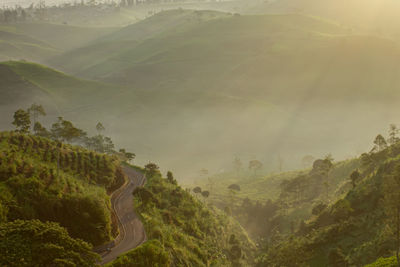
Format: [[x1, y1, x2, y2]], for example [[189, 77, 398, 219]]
[[373, 134, 388, 152], [96, 122, 105, 135], [12, 109, 31, 134], [388, 124, 400, 146], [27, 103, 46, 131]]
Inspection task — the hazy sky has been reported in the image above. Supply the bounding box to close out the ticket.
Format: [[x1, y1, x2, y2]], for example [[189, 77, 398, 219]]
[[1, 0, 111, 8]]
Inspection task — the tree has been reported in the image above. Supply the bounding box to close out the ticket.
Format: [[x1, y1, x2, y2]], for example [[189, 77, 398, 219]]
[[350, 170, 360, 189], [325, 153, 334, 162], [228, 184, 241, 191], [167, 171, 177, 185], [145, 162, 159, 176], [233, 157, 242, 173], [389, 124, 400, 146], [201, 190, 210, 200], [96, 122, 105, 134], [86, 135, 114, 153], [27, 103, 46, 129], [51, 117, 86, 143], [33, 122, 50, 137], [126, 151, 135, 162], [119, 149, 135, 162], [12, 109, 31, 133], [302, 155, 314, 168], [0, 220, 99, 266], [249, 160, 263, 176], [193, 186, 202, 194], [373, 134, 388, 152]]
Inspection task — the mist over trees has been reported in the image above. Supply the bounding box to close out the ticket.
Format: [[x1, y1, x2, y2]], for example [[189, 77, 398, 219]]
[[3, 2, 400, 265], [10, 105, 135, 161]]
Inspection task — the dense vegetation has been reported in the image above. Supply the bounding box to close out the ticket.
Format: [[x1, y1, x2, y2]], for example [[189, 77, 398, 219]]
[[0, 130, 125, 245], [109, 167, 256, 266], [0, 219, 99, 266], [255, 134, 400, 266]]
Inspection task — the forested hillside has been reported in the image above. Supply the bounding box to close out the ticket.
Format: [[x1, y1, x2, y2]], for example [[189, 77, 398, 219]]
[[109, 166, 256, 266], [196, 155, 359, 239], [0, 131, 125, 245], [256, 135, 400, 266], [2, 2, 400, 266]]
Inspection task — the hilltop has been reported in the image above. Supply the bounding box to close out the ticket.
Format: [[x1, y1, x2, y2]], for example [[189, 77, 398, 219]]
[[0, 23, 115, 62], [47, 9, 231, 74], [48, 10, 400, 109]]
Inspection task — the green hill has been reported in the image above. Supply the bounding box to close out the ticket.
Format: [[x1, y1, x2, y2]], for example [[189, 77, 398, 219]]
[[0, 63, 49, 106], [7, 11, 400, 180], [109, 167, 256, 266], [49, 10, 400, 108], [0, 29, 58, 62], [0, 59, 292, 179], [197, 157, 359, 206], [17, 11, 398, 179], [47, 9, 230, 74], [0, 23, 115, 62], [0, 61, 135, 129], [2, 61, 113, 102], [256, 141, 400, 266], [0, 131, 125, 245], [195, 156, 360, 239]]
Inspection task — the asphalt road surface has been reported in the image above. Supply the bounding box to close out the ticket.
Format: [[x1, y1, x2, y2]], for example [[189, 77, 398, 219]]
[[101, 166, 147, 265]]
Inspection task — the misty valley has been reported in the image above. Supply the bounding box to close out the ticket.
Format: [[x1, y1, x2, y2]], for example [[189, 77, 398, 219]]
[[1, 0, 400, 266]]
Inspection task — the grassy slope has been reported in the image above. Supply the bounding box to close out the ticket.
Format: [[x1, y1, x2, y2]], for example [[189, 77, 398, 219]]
[[0, 28, 59, 62], [50, 11, 400, 107], [198, 158, 360, 206], [0, 22, 115, 62], [0, 63, 48, 105], [0, 131, 125, 246], [2, 61, 112, 101], [0, 61, 137, 128], [245, 0, 400, 39], [195, 158, 360, 241], [196, 170, 304, 206], [109, 169, 256, 266], [47, 9, 230, 73]]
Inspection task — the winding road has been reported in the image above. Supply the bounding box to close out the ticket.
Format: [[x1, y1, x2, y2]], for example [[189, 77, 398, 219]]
[[100, 166, 147, 265]]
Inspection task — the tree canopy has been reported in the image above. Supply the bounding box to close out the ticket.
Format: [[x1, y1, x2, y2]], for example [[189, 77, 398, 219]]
[[0, 220, 99, 267]]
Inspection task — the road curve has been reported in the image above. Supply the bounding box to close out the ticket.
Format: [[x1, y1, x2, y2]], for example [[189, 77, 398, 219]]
[[101, 166, 147, 265]]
